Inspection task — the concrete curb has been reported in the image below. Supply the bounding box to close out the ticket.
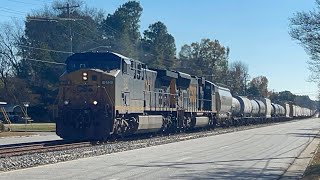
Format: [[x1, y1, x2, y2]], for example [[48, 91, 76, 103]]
[[281, 132, 320, 179]]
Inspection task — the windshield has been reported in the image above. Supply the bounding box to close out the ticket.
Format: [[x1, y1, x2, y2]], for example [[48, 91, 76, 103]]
[[66, 53, 121, 72]]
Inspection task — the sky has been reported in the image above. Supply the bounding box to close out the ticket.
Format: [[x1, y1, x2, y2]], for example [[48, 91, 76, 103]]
[[0, 0, 319, 100]]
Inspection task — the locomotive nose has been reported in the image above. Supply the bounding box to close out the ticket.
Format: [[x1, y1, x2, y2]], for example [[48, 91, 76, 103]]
[[75, 110, 92, 129]]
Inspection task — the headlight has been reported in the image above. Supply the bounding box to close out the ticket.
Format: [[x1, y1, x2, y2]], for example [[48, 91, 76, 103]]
[[64, 100, 69, 105], [83, 72, 88, 81], [93, 100, 98, 105]]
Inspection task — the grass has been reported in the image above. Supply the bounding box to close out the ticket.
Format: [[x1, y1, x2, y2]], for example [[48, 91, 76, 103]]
[[303, 144, 320, 180], [4, 123, 56, 132], [0, 131, 36, 138]]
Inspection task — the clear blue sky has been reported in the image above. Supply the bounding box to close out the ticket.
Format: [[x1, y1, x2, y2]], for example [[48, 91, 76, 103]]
[[0, 0, 318, 100]]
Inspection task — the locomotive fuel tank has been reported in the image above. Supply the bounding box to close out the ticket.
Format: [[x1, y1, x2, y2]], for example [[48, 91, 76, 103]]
[[135, 115, 164, 134], [194, 117, 210, 128]]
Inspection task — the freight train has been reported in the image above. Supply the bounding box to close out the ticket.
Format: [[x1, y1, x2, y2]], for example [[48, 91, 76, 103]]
[[56, 52, 315, 140]]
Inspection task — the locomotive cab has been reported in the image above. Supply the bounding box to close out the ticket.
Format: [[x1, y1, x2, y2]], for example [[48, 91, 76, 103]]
[[57, 52, 125, 140]]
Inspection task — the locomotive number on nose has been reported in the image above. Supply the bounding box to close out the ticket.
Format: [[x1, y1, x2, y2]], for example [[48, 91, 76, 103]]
[[102, 80, 114, 85]]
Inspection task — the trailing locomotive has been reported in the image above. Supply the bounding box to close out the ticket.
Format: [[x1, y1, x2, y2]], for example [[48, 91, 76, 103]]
[[56, 52, 315, 140]]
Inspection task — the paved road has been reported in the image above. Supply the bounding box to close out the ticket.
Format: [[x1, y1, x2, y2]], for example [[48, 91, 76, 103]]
[[1, 118, 320, 179], [0, 133, 60, 146]]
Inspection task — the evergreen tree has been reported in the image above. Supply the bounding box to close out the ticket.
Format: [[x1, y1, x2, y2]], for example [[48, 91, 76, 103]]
[[142, 21, 176, 69], [101, 1, 142, 58]]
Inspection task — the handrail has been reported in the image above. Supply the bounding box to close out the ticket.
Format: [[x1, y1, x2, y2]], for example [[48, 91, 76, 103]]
[[0, 107, 11, 130]]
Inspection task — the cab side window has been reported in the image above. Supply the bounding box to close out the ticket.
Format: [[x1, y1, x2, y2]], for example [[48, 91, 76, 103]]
[[137, 64, 141, 79], [122, 60, 128, 74]]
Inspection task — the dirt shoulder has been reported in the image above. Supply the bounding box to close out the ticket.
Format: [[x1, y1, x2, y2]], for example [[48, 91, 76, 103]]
[[303, 143, 320, 180]]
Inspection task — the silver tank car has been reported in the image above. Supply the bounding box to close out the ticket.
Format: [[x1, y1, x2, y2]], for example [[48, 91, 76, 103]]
[[215, 85, 232, 120], [231, 97, 241, 115], [259, 98, 272, 118], [279, 104, 285, 116], [250, 99, 260, 116], [271, 103, 285, 117], [255, 100, 266, 117], [282, 103, 290, 118], [271, 103, 279, 117], [234, 96, 252, 117]]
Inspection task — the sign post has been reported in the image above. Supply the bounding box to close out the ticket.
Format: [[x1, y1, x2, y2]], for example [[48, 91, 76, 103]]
[[23, 102, 30, 132]]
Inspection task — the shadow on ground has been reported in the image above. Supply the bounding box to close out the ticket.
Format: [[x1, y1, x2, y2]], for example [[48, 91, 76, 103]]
[[121, 156, 309, 179]]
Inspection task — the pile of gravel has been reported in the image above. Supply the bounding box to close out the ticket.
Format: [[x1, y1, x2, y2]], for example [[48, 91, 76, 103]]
[[0, 120, 293, 172]]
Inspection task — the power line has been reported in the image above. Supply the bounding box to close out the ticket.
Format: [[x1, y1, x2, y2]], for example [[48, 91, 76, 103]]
[[75, 21, 112, 52], [26, 17, 58, 22], [26, 16, 106, 52], [0, 15, 21, 19], [0, 7, 27, 15], [292, 91, 319, 95], [100, 20, 148, 49], [59, 23, 103, 48], [27, 16, 82, 22], [5, 0, 41, 6], [23, 58, 66, 65], [77, 21, 95, 33], [18, 44, 72, 54]]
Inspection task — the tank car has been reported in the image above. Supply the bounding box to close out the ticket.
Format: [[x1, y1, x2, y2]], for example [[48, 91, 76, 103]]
[[256, 99, 266, 122], [250, 99, 260, 117], [214, 85, 233, 126], [233, 96, 252, 124], [259, 98, 272, 120]]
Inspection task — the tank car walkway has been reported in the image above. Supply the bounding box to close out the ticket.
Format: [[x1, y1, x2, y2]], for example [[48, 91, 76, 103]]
[[2, 118, 320, 179]]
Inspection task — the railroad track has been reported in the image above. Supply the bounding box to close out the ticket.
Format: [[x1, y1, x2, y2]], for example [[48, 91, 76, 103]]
[[0, 140, 92, 158]]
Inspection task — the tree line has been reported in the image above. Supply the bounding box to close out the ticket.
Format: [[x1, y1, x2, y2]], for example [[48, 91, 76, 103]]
[[0, 0, 317, 121]]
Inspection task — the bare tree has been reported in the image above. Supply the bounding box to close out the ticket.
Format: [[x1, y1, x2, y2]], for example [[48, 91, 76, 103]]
[[248, 76, 269, 98], [228, 61, 249, 95], [289, 0, 320, 93], [0, 20, 24, 103]]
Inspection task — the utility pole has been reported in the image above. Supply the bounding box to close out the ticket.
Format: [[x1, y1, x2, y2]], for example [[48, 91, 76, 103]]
[[244, 73, 249, 96], [57, 3, 80, 55]]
